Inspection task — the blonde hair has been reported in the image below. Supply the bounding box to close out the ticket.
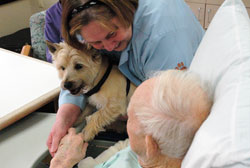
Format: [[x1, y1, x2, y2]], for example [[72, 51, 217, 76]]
[[133, 70, 213, 158], [62, 0, 138, 50]]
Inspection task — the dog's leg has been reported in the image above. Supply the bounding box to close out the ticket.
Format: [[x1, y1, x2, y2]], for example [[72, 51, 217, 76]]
[[85, 115, 106, 132], [73, 104, 95, 127], [82, 105, 126, 142]]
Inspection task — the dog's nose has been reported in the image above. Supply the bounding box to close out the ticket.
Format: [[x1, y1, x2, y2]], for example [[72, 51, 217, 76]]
[[64, 81, 73, 90]]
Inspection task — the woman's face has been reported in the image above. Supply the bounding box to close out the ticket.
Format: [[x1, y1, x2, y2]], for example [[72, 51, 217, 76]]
[[80, 17, 132, 51]]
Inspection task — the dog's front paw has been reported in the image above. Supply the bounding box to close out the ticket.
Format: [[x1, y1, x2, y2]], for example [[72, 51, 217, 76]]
[[85, 115, 92, 124], [82, 126, 105, 142], [82, 129, 95, 142], [85, 115, 105, 132]]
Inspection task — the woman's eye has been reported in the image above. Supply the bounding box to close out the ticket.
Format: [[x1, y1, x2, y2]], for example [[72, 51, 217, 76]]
[[110, 32, 116, 36], [75, 64, 83, 70], [107, 31, 116, 39]]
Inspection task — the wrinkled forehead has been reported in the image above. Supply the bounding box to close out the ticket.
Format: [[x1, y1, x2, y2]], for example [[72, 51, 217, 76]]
[[127, 78, 156, 119], [130, 78, 156, 105], [127, 101, 145, 135]]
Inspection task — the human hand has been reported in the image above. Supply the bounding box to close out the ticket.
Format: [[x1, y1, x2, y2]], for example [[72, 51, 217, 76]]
[[47, 104, 81, 157], [47, 118, 68, 157], [50, 128, 88, 168]]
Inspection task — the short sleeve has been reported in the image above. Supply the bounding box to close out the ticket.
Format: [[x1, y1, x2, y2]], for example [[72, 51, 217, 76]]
[[59, 89, 87, 110]]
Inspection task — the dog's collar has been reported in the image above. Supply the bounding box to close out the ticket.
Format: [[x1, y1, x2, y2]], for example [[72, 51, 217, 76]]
[[85, 63, 113, 97]]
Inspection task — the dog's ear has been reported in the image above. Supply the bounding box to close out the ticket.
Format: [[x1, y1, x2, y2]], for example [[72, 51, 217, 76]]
[[46, 40, 60, 54], [92, 53, 101, 62], [91, 50, 102, 64]]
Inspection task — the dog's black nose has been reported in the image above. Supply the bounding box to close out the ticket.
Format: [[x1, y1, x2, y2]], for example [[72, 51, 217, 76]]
[[64, 81, 73, 90]]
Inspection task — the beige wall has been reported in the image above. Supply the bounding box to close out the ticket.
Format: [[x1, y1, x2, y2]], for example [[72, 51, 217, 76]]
[[0, 0, 57, 37]]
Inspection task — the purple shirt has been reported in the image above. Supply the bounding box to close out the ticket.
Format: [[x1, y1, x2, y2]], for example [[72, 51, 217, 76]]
[[44, 1, 63, 63]]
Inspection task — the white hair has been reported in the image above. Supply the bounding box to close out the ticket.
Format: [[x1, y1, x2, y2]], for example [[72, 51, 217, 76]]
[[134, 70, 213, 159]]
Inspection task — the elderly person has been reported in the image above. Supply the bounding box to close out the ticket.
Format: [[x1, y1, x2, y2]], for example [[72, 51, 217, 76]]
[[50, 69, 213, 168]]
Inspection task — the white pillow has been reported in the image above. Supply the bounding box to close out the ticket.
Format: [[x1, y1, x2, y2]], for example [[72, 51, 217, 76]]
[[182, 0, 250, 167]]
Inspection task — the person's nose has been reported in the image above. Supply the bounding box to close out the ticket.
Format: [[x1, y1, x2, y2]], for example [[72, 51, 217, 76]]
[[102, 39, 116, 51]]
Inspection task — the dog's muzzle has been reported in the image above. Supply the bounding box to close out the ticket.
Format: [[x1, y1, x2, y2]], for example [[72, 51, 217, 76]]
[[64, 81, 73, 90], [63, 81, 83, 95]]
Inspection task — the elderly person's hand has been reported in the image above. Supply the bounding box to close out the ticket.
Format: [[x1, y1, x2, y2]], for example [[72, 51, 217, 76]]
[[50, 128, 88, 168]]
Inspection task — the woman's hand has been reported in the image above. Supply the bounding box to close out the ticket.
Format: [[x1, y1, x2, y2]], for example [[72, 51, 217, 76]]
[[47, 104, 81, 157], [50, 128, 88, 168]]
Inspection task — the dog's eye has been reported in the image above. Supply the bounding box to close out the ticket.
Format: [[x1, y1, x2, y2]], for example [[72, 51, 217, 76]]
[[75, 64, 83, 70], [61, 66, 65, 71]]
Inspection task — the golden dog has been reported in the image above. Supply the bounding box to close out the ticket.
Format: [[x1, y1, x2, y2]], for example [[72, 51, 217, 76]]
[[46, 41, 136, 142]]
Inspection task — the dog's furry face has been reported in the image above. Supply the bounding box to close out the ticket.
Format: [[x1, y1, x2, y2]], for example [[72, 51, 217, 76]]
[[47, 41, 102, 95]]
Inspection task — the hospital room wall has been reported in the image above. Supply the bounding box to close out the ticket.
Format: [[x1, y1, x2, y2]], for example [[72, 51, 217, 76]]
[[0, 0, 57, 37]]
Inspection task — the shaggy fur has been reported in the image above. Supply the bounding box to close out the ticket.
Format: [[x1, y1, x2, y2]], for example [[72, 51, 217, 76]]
[[46, 41, 136, 142]]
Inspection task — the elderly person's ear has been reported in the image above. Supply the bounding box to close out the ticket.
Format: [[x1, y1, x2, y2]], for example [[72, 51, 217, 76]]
[[145, 135, 159, 158]]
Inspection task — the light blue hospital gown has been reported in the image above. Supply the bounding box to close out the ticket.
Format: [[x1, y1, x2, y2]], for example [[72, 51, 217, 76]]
[[94, 146, 141, 168], [59, 0, 204, 110]]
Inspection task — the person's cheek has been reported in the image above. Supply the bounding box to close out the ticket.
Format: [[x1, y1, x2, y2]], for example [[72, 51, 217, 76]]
[[92, 44, 103, 50]]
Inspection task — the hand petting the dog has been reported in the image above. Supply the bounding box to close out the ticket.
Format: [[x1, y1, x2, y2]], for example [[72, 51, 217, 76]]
[[47, 104, 81, 157], [50, 127, 88, 168]]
